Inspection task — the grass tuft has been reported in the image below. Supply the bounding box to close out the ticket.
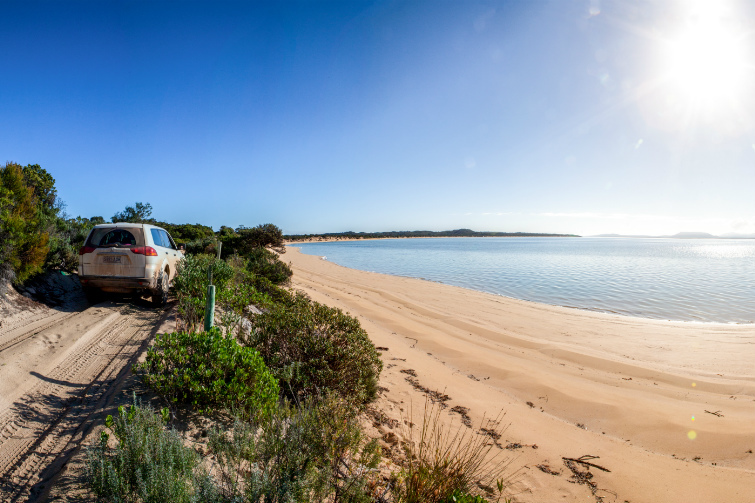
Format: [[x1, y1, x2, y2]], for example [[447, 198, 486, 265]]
[[392, 399, 513, 503]]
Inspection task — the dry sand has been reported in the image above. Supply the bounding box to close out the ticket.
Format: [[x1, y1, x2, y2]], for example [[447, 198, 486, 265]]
[[285, 246, 755, 503]]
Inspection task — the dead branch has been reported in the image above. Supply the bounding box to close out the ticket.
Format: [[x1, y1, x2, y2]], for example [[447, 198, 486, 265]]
[[562, 455, 611, 473], [704, 410, 724, 417]]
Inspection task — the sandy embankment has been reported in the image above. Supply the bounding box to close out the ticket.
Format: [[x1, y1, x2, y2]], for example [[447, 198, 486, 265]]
[[285, 246, 755, 503]]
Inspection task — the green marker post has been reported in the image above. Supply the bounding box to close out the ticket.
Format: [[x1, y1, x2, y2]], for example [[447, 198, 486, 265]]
[[204, 284, 215, 331], [203, 241, 222, 331]]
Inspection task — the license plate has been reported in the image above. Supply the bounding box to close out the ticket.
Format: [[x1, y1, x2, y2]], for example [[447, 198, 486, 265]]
[[103, 256, 122, 263]]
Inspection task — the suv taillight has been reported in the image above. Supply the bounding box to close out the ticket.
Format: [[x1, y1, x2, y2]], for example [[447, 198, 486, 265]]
[[130, 246, 158, 256], [79, 246, 96, 255]]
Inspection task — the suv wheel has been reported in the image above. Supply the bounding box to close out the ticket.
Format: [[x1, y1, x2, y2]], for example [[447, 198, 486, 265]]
[[83, 287, 104, 305], [152, 270, 169, 306]]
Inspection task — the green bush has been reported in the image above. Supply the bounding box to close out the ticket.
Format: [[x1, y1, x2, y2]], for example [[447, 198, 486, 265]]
[[246, 246, 293, 285], [184, 236, 218, 256], [209, 395, 380, 503], [250, 275, 292, 305], [86, 401, 218, 503], [246, 293, 382, 405], [46, 215, 104, 272], [216, 279, 276, 338], [220, 223, 285, 257], [158, 222, 215, 243], [134, 328, 279, 417], [172, 252, 279, 336], [172, 253, 235, 298]]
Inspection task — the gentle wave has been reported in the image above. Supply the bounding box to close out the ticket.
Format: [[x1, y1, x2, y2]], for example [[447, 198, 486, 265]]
[[294, 237, 755, 324]]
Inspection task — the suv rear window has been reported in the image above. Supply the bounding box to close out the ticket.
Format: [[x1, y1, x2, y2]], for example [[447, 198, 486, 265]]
[[87, 227, 144, 247]]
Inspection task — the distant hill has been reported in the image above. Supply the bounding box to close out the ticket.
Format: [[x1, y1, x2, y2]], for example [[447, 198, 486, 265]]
[[286, 229, 580, 241]]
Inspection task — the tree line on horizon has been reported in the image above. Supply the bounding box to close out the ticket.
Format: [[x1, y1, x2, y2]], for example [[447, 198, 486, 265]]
[[285, 228, 580, 241]]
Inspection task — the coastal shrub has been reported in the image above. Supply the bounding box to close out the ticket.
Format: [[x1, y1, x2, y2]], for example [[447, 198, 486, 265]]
[[158, 222, 215, 242], [245, 246, 293, 285], [220, 223, 285, 257], [184, 236, 218, 256], [209, 395, 380, 503], [216, 274, 277, 338], [172, 254, 235, 330], [86, 400, 218, 502], [246, 293, 382, 405], [392, 401, 511, 503], [134, 328, 279, 417], [172, 252, 276, 336], [46, 215, 105, 273], [306, 395, 382, 503], [249, 275, 292, 305]]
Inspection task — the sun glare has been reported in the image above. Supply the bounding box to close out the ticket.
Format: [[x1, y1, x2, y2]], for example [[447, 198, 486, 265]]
[[660, 1, 751, 115]]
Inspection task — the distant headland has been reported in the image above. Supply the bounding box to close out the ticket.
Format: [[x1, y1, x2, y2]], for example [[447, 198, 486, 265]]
[[285, 228, 580, 241]]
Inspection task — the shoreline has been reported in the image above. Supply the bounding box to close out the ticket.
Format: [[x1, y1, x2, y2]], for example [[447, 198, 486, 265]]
[[285, 246, 755, 503], [287, 244, 753, 327]]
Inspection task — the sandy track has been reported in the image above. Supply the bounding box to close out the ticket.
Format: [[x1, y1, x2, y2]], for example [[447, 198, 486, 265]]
[[0, 299, 167, 502]]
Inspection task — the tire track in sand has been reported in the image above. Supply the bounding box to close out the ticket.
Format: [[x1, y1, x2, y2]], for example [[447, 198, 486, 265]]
[[0, 303, 166, 502], [0, 311, 77, 354]]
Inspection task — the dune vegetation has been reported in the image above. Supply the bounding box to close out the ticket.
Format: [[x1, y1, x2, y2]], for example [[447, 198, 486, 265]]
[[1, 161, 512, 502]]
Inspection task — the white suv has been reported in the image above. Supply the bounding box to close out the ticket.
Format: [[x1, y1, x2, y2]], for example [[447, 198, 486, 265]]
[[78, 223, 184, 305]]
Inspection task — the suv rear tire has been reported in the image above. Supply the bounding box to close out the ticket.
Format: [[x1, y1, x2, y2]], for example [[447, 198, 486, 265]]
[[152, 270, 169, 306], [83, 287, 104, 305]]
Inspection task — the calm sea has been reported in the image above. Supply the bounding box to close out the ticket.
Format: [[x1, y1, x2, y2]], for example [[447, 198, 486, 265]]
[[293, 237, 755, 324]]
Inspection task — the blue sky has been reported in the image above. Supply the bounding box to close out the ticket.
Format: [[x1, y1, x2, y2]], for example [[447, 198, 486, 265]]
[[3, 0, 754, 236]]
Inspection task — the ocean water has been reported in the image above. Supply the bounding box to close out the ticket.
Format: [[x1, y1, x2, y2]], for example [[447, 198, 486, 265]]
[[293, 237, 755, 324]]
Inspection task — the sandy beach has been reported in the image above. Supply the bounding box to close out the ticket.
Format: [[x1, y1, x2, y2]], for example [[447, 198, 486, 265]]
[[286, 246, 755, 503]]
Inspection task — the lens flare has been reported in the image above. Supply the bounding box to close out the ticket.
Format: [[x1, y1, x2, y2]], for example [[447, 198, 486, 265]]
[[688, 430, 697, 440]]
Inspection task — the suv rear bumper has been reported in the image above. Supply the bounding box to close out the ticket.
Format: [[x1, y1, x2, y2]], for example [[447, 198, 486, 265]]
[[79, 275, 157, 293]]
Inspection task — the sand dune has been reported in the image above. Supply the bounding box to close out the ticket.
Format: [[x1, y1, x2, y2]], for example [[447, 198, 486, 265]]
[[286, 246, 755, 503]]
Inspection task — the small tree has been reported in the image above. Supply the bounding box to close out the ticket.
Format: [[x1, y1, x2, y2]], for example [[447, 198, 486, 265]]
[[22, 164, 58, 213], [112, 202, 153, 223], [0, 162, 51, 282]]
